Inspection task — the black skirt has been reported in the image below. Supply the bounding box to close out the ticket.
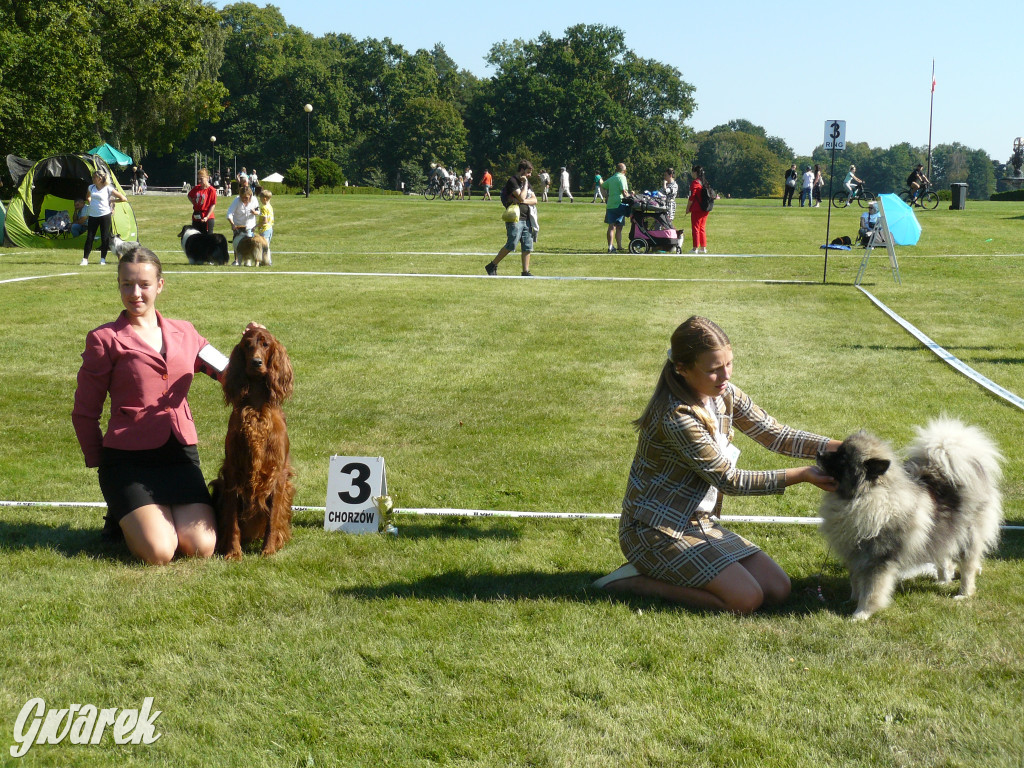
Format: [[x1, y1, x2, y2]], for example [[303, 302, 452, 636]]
[[98, 436, 213, 531]]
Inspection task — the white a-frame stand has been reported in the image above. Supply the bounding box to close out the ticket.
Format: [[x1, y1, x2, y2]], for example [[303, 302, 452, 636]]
[[855, 196, 901, 285]]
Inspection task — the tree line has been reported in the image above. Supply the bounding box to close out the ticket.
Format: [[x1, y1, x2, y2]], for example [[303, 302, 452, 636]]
[[0, 1, 1007, 199]]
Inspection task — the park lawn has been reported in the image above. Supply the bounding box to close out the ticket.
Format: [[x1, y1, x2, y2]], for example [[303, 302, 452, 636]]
[[0, 194, 1022, 767]]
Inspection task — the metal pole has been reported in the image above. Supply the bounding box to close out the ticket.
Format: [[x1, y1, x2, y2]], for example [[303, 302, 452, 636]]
[[927, 59, 935, 178], [305, 110, 310, 198], [823, 146, 837, 284]]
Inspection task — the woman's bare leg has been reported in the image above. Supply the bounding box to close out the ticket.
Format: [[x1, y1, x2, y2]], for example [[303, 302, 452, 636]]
[[601, 561, 767, 614]]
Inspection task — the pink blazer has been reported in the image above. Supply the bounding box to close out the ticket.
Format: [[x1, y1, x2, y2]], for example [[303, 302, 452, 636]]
[[72, 311, 219, 467]]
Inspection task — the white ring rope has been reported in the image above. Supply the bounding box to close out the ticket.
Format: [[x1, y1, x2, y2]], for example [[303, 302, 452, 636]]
[[858, 287, 1024, 411], [1, 500, 1021, 530]]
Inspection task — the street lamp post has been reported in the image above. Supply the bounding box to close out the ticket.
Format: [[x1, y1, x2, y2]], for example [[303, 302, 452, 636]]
[[304, 104, 313, 198], [210, 136, 217, 182]]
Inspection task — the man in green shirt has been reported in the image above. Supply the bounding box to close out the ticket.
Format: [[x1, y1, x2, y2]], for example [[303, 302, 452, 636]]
[[602, 163, 630, 253]]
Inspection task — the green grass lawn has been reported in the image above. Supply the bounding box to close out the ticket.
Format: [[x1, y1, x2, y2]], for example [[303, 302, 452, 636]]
[[1, 194, 1022, 767]]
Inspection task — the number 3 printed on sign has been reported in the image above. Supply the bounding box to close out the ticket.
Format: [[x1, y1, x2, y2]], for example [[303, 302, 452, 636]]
[[337, 462, 372, 505], [325, 455, 387, 533]]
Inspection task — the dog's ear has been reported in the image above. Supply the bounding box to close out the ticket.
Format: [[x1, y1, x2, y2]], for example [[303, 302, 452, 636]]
[[266, 338, 294, 404], [864, 458, 890, 481], [222, 341, 249, 405]]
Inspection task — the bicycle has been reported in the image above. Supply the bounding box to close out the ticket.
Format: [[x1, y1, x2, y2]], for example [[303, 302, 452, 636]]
[[898, 184, 939, 210], [422, 176, 456, 201], [831, 183, 875, 209]]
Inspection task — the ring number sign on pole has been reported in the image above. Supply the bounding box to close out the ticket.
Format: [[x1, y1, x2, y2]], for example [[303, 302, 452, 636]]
[[822, 119, 846, 283], [325, 456, 387, 533], [824, 120, 846, 151]]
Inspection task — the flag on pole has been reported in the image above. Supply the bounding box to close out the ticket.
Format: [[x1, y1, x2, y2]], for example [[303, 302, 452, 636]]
[[931, 60, 936, 92]]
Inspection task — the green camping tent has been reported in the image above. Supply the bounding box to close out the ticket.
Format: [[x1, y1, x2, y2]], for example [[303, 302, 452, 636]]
[[3, 153, 137, 249], [88, 143, 133, 169]]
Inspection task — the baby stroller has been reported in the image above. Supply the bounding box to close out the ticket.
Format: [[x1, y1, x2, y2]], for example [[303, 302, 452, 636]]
[[623, 193, 682, 253]]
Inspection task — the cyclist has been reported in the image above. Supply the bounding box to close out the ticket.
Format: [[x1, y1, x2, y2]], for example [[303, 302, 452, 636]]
[[428, 163, 449, 192], [843, 164, 864, 206], [906, 164, 930, 205]]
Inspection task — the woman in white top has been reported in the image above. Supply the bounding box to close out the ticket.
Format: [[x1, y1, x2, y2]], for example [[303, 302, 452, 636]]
[[82, 168, 127, 266], [661, 168, 679, 223], [226, 186, 259, 238]]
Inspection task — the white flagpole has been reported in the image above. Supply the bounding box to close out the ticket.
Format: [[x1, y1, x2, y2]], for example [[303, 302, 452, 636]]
[[927, 60, 935, 178]]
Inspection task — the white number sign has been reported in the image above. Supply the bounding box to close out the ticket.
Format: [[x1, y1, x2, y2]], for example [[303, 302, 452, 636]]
[[824, 120, 846, 151], [324, 456, 387, 534]]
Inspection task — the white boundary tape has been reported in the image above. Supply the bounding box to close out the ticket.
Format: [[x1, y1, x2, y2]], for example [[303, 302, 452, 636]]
[[0, 273, 78, 285], [858, 287, 1024, 412], [162, 270, 817, 285], [0, 269, 814, 286], [3, 500, 1021, 530]]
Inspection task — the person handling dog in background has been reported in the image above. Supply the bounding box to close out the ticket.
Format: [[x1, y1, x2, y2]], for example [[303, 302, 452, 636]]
[[256, 189, 275, 265], [594, 316, 841, 614], [226, 185, 259, 264], [72, 246, 261, 564], [81, 168, 127, 266], [188, 168, 217, 234]]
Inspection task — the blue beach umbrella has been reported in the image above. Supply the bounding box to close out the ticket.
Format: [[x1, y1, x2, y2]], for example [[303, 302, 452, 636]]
[[877, 193, 921, 246]]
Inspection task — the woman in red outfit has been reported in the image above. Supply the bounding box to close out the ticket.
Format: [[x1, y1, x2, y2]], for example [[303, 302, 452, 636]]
[[73, 246, 255, 564], [187, 168, 217, 233], [685, 164, 710, 254]]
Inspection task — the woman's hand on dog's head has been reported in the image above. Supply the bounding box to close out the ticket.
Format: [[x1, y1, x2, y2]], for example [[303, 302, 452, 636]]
[[786, 465, 838, 492], [803, 465, 838, 492]]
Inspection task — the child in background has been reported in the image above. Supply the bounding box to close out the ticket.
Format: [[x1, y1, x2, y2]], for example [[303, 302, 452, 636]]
[[256, 189, 275, 266]]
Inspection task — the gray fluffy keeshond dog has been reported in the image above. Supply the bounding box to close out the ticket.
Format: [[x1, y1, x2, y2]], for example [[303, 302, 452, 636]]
[[817, 418, 1002, 620]]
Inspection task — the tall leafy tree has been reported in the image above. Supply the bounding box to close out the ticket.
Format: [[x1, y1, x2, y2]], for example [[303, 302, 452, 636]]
[[932, 143, 995, 199], [695, 122, 791, 197], [95, 0, 227, 156], [695, 130, 783, 197], [0, 1, 105, 163], [477, 25, 695, 187], [1, 0, 222, 166]]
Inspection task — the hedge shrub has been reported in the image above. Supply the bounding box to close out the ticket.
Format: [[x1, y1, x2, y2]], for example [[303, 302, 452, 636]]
[[990, 188, 1024, 201]]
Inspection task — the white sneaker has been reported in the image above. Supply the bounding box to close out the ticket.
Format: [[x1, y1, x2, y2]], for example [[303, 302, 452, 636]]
[[593, 563, 641, 589], [691, 248, 699, 254], [99, 258, 106, 265], [80, 258, 89, 266], [700, 247, 708, 254]]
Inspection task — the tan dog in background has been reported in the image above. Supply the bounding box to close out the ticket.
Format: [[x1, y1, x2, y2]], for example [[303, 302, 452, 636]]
[[232, 233, 270, 267]]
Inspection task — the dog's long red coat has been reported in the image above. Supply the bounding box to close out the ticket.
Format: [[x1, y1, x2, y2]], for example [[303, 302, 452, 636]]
[[215, 327, 295, 558]]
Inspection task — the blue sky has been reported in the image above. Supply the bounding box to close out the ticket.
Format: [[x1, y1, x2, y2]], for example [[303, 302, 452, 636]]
[[225, 0, 1019, 162]]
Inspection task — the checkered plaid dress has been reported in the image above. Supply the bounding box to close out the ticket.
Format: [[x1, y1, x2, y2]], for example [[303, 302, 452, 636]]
[[619, 383, 831, 587]]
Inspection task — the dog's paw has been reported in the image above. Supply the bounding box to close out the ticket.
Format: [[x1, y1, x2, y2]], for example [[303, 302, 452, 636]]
[[850, 610, 874, 621], [223, 549, 244, 561]]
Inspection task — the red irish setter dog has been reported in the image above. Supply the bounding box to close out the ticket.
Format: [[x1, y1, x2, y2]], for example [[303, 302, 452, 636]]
[[213, 326, 295, 559]]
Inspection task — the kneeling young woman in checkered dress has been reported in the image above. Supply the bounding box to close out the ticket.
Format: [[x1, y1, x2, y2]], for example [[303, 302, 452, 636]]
[[594, 316, 842, 614]]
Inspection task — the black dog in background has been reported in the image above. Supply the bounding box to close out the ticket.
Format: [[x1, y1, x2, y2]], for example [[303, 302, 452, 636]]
[[178, 225, 229, 265]]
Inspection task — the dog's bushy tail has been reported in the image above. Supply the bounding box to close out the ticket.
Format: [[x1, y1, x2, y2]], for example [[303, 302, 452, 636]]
[[907, 417, 1003, 553], [907, 417, 1003, 489]]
